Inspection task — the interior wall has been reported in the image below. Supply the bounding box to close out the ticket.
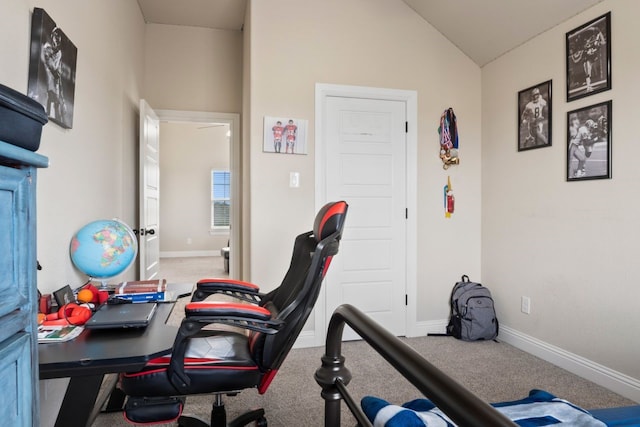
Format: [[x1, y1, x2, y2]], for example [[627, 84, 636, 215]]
[[241, 1, 252, 280], [0, 0, 145, 293], [143, 22, 243, 268], [482, 0, 640, 381], [143, 24, 242, 113], [0, 1, 146, 425], [247, 0, 483, 324], [159, 122, 230, 255]]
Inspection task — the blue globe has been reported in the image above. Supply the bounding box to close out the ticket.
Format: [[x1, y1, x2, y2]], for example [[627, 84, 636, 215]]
[[69, 219, 138, 279]]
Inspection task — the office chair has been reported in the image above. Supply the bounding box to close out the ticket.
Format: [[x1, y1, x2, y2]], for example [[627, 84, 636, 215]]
[[120, 201, 348, 426]]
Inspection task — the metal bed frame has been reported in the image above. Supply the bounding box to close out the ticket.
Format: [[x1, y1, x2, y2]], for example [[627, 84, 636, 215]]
[[314, 303, 518, 427]]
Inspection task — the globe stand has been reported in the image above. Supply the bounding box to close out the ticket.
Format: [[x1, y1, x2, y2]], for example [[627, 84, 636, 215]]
[[91, 278, 111, 291]]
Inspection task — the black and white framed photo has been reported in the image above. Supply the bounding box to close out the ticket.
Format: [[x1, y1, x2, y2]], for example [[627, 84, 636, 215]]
[[567, 100, 611, 181], [566, 12, 611, 102], [518, 80, 552, 151], [27, 8, 77, 129]]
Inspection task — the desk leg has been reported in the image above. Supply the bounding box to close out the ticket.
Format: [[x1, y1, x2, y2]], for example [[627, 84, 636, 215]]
[[55, 374, 103, 427], [103, 383, 127, 412]]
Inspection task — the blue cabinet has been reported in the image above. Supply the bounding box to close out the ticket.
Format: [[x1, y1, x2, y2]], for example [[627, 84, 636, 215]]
[[0, 140, 48, 426]]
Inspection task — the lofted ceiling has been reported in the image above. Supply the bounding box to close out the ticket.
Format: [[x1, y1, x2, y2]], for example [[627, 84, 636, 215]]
[[136, 0, 603, 67]]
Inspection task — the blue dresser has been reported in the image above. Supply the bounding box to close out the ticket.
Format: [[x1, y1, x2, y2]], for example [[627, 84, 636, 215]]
[[0, 140, 48, 426]]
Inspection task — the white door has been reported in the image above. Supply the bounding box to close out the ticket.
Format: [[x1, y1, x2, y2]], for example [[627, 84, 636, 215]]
[[139, 100, 160, 280], [324, 96, 407, 338]]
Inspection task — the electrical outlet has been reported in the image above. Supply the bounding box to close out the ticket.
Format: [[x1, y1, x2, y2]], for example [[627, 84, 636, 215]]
[[521, 296, 531, 314]]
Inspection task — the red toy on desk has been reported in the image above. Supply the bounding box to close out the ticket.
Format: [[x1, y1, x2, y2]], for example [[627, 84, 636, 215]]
[[76, 283, 109, 305], [39, 303, 91, 326], [36, 284, 107, 326]]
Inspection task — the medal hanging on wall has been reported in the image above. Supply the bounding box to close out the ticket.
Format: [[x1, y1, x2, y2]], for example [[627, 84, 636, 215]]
[[438, 108, 460, 169]]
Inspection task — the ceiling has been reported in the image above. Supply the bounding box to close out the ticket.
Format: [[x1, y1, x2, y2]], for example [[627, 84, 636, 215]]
[[136, 0, 603, 67]]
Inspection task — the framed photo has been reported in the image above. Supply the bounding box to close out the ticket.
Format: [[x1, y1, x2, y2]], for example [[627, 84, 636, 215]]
[[566, 12, 611, 102], [567, 100, 611, 181], [518, 80, 552, 151], [263, 116, 308, 155], [27, 8, 77, 129]]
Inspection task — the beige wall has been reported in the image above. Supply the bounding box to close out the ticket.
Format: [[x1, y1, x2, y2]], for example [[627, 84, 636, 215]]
[[2, 0, 638, 419], [482, 0, 640, 381], [247, 0, 483, 324], [143, 24, 243, 113], [143, 23, 243, 266], [1, 1, 146, 424], [241, 1, 253, 279], [0, 0, 145, 293], [0, 8, 243, 291], [159, 122, 230, 254]]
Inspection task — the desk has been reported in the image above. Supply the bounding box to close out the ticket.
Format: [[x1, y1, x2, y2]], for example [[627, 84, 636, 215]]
[[39, 283, 193, 427]]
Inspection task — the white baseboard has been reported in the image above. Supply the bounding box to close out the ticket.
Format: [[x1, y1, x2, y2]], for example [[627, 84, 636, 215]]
[[499, 325, 640, 403], [411, 320, 640, 403], [409, 319, 448, 337], [160, 251, 221, 258]]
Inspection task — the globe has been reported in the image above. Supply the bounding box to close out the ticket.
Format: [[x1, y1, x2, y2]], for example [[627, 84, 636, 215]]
[[69, 219, 138, 280]]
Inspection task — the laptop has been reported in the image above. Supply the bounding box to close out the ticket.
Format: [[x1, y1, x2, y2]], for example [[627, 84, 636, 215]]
[[85, 302, 157, 330]]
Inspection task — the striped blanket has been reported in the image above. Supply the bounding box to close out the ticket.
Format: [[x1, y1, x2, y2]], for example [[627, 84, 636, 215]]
[[361, 389, 607, 427]]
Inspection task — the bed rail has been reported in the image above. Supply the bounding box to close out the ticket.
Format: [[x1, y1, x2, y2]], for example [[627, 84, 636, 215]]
[[314, 304, 517, 427]]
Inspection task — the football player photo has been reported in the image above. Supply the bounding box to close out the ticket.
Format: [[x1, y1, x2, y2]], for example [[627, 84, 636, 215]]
[[518, 80, 552, 152]]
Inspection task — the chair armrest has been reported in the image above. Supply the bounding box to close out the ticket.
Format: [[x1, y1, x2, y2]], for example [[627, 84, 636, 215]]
[[182, 301, 282, 333], [192, 278, 264, 303], [185, 301, 270, 320], [168, 301, 282, 392]]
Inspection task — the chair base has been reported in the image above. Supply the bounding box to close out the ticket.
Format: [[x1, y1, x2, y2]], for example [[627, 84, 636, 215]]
[[177, 414, 210, 427], [178, 396, 267, 427], [227, 408, 267, 427], [178, 409, 267, 427]]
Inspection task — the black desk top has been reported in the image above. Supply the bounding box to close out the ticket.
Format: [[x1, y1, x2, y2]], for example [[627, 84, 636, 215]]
[[38, 302, 179, 379]]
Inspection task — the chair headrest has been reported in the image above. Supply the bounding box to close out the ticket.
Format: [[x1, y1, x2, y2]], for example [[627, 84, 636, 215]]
[[313, 201, 348, 241]]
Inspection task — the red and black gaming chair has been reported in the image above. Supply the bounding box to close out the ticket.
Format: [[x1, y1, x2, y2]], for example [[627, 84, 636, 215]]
[[120, 201, 348, 427]]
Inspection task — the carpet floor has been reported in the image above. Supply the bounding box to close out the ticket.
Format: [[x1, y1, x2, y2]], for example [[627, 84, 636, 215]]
[[91, 257, 635, 426]]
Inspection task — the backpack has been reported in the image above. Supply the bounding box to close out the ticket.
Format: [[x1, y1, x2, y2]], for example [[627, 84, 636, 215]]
[[446, 275, 498, 341]]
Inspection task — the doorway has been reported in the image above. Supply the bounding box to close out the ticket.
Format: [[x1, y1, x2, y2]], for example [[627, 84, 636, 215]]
[[313, 84, 418, 345], [143, 108, 241, 279]]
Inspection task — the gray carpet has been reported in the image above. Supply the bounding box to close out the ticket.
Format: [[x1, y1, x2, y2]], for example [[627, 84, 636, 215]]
[[90, 257, 635, 426]]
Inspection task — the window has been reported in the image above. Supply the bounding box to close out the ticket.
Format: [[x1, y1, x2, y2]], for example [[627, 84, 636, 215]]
[[211, 170, 230, 229]]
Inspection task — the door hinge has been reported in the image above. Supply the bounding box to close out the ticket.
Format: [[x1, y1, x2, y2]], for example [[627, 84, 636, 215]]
[[405, 294, 408, 306], [405, 208, 408, 219], [405, 121, 408, 133]]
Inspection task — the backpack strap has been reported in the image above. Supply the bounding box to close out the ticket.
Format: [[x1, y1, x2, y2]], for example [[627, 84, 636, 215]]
[[461, 274, 470, 282]]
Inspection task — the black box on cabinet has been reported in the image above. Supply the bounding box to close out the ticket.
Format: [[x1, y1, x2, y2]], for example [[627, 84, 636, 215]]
[[0, 83, 48, 151]]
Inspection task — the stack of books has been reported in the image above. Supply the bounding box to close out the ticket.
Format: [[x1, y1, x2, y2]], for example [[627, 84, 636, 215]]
[[114, 279, 173, 303]]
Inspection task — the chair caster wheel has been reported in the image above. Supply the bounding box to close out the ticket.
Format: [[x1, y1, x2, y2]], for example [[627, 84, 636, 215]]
[[256, 417, 267, 427]]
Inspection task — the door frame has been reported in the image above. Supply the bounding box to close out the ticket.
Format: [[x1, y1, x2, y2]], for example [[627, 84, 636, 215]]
[[312, 83, 418, 346], [155, 109, 241, 279]]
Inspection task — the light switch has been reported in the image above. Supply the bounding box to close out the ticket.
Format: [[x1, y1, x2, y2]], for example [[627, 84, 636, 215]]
[[289, 172, 300, 188]]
